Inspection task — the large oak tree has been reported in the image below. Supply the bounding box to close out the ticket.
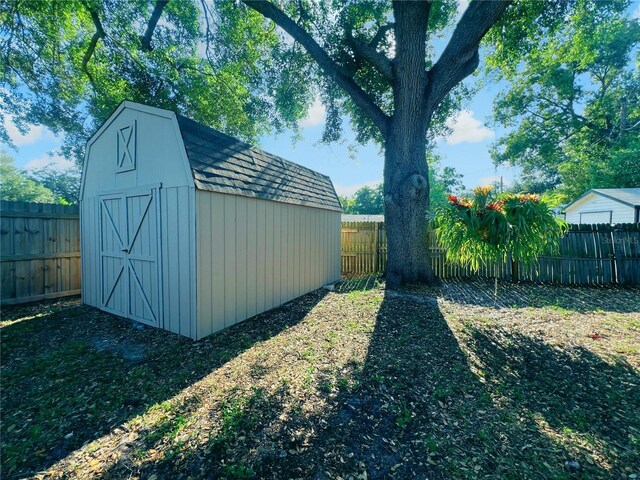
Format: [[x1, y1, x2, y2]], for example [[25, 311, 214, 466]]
[[2, 0, 596, 286]]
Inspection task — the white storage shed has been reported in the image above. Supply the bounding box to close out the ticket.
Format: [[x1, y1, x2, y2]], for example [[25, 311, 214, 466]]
[[80, 101, 341, 339], [563, 188, 640, 224]]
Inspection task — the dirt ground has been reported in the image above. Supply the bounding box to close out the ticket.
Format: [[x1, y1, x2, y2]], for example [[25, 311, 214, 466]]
[[1, 278, 639, 479]]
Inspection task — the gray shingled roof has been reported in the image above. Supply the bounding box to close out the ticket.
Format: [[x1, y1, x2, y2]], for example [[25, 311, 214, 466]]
[[176, 115, 341, 212]]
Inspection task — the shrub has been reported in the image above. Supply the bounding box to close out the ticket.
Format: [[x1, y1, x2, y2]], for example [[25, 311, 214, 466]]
[[432, 186, 567, 273]]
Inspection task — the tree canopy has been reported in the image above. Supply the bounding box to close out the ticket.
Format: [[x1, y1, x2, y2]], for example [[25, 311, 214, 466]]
[[488, 0, 640, 201], [0, 151, 57, 203], [1, 0, 311, 162], [2, 0, 617, 285]]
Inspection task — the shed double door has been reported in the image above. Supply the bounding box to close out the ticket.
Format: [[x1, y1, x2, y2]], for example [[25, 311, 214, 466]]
[[99, 187, 162, 326]]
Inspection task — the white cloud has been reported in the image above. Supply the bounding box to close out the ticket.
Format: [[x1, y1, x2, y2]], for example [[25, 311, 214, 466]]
[[4, 117, 51, 146], [444, 110, 494, 145], [333, 179, 381, 197], [300, 98, 326, 128], [24, 154, 74, 171], [633, 3, 640, 19]]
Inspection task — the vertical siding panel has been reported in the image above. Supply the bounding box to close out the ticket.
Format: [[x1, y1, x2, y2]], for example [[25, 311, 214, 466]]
[[84, 199, 93, 306], [302, 207, 307, 292], [94, 197, 100, 305], [224, 195, 237, 327], [246, 198, 258, 319], [159, 187, 194, 337], [169, 188, 181, 335], [326, 211, 331, 283], [210, 193, 226, 334], [309, 209, 316, 288], [236, 196, 248, 324], [281, 204, 289, 303], [319, 211, 325, 284], [297, 206, 303, 299], [305, 208, 311, 292], [272, 204, 281, 306], [160, 190, 170, 332], [260, 201, 270, 311], [80, 202, 87, 304], [289, 205, 295, 301], [189, 186, 197, 338], [197, 192, 213, 339], [315, 209, 321, 286]]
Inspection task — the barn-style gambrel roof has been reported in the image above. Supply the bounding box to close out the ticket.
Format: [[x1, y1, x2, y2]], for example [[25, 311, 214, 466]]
[[176, 115, 342, 212]]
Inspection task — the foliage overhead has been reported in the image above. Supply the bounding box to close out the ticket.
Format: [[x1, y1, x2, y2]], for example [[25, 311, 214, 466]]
[[0, 0, 563, 165], [486, 0, 640, 201], [433, 186, 568, 272], [0, 0, 311, 163]]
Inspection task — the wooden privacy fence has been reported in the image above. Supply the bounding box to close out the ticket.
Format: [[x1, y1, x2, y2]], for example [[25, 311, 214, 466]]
[[1, 201, 81, 305], [341, 221, 640, 286]]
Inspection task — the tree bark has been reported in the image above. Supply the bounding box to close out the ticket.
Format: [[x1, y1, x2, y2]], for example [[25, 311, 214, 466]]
[[384, 1, 434, 288], [383, 126, 433, 288]]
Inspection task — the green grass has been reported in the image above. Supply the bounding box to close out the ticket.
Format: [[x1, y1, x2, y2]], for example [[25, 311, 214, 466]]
[[1, 281, 639, 479]]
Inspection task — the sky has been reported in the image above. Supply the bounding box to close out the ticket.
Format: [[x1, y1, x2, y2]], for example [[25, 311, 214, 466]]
[[1, 56, 518, 198], [3, 1, 639, 197]]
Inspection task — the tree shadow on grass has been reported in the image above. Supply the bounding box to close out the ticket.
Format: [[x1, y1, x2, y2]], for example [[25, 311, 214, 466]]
[[0, 290, 327, 478], [94, 286, 636, 479], [6, 282, 637, 478], [466, 326, 640, 473], [414, 277, 640, 313], [312, 293, 638, 478]]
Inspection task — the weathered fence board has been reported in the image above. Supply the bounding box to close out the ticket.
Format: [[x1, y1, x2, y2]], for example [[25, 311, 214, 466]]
[[1, 201, 81, 305], [341, 221, 640, 286]]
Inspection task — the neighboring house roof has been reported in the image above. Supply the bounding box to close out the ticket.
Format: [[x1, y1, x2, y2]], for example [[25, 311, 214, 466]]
[[176, 115, 341, 212], [564, 188, 640, 210], [342, 214, 385, 223]]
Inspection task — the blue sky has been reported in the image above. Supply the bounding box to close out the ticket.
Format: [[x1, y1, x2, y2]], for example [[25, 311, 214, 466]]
[[4, 1, 639, 196], [1, 58, 518, 197]]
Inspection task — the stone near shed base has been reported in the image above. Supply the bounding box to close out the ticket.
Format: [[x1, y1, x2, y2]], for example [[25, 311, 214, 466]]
[[323, 283, 336, 291]]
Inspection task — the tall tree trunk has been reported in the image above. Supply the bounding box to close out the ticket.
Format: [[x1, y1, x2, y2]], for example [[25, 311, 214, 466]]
[[383, 123, 434, 288], [384, 1, 434, 288]]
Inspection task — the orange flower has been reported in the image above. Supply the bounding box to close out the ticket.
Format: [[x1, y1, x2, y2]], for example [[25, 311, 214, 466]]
[[519, 193, 540, 203], [474, 185, 493, 196], [448, 194, 458, 203]]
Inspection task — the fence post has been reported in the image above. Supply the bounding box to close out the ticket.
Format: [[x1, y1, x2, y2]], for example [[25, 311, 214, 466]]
[[373, 222, 379, 272]]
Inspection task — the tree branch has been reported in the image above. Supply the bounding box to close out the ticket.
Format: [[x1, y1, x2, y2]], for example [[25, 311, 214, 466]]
[[371, 23, 394, 50], [346, 30, 393, 82], [141, 0, 170, 51], [242, 0, 390, 135], [81, 2, 105, 84], [426, 0, 510, 111]]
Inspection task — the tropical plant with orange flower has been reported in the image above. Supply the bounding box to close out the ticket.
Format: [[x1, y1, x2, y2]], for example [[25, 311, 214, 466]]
[[433, 186, 567, 276]]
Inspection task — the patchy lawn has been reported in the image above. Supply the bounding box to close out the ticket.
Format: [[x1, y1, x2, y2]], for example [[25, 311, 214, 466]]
[[1, 279, 639, 479]]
